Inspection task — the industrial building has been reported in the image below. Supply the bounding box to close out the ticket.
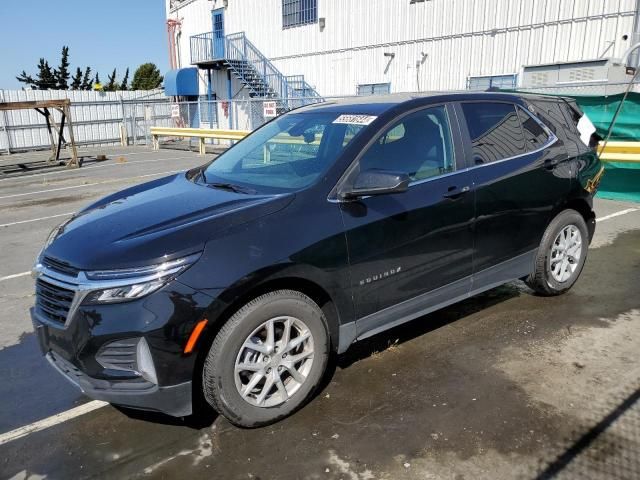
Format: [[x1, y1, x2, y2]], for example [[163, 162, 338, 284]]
[[164, 0, 640, 128]]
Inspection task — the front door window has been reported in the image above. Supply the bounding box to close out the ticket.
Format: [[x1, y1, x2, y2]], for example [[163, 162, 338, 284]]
[[358, 105, 455, 181]]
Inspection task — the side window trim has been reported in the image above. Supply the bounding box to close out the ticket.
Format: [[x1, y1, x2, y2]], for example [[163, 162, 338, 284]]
[[410, 103, 466, 187], [407, 104, 458, 186], [456, 100, 558, 170]]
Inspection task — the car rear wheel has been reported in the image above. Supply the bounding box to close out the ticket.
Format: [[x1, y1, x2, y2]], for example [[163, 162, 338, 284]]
[[202, 290, 329, 427], [526, 209, 588, 296]]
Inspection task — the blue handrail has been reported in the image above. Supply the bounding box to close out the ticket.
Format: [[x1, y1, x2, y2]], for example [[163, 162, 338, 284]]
[[226, 32, 293, 103], [190, 32, 214, 64], [190, 31, 322, 108]]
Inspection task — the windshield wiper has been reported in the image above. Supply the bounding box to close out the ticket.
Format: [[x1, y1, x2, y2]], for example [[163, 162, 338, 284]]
[[208, 182, 257, 194]]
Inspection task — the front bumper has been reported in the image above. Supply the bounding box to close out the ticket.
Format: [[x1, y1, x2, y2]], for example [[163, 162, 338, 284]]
[[45, 348, 192, 416], [30, 276, 216, 417]]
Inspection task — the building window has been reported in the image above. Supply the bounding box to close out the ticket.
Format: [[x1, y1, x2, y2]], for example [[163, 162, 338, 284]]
[[467, 74, 517, 91], [283, 0, 318, 29], [357, 83, 391, 96]]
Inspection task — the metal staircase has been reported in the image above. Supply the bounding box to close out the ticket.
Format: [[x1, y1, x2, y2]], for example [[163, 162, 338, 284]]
[[191, 31, 322, 110]]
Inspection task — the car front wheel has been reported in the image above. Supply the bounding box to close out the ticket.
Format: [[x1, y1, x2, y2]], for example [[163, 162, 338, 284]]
[[202, 290, 329, 427]]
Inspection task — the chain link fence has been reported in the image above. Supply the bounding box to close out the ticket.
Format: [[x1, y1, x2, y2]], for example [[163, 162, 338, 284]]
[[0, 93, 332, 154]]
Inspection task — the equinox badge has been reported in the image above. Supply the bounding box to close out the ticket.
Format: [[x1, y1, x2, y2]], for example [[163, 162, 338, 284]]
[[359, 266, 402, 286]]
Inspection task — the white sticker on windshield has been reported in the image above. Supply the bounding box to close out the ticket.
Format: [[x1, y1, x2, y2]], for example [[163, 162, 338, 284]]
[[333, 114, 377, 126], [577, 114, 597, 146]]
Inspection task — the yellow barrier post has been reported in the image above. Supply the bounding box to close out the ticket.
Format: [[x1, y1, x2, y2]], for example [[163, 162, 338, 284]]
[[148, 127, 250, 154], [598, 141, 640, 163]]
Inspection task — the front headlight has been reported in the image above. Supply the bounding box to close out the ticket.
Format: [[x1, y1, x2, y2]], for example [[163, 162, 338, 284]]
[[83, 279, 168, 304], [82, 252, 201, 305]]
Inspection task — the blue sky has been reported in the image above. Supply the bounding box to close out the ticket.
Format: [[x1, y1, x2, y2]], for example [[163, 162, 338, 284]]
[[0, 1, 168, 90]]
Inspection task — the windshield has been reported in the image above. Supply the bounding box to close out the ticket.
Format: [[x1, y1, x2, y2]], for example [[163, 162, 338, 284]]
[[200, 111, 368, 193]]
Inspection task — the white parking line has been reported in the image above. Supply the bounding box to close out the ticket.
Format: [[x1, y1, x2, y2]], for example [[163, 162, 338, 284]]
[[0, 169, 182, 200], [596, 208, 639, 222], [0, 401, 108, 446], [0, 154, 200, 184], [0, 271, 31, 282], [0, 212, 75, 229]]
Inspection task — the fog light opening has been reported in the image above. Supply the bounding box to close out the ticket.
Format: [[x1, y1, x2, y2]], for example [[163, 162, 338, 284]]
[[136, 338, 158, 385]]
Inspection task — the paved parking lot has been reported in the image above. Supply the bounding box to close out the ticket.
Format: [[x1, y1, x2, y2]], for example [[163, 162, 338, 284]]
[[0, 146, 639, 479]]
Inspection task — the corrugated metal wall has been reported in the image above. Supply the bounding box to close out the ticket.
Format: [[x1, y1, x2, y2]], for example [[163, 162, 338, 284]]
[[0, 90, 171, 153], [169, 0, 638, 96]]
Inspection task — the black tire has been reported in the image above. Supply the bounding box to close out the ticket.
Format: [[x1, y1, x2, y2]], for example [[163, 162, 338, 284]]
[[526, 209, 588, 296], [202, 290, 329, 428]]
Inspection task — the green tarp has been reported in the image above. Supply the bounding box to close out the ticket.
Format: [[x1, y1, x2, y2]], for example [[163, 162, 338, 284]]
[[594, 161, 640, 202], [573, 93, 640, 202], [574, 92, 640, 141]]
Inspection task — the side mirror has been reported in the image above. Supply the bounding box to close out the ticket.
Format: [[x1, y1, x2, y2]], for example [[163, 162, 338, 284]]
[[341, 169, 410, 199]]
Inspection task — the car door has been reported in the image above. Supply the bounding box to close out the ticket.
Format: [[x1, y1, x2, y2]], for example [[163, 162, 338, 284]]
[[337, 104, 475, 337], [456, 100, 570, 285]]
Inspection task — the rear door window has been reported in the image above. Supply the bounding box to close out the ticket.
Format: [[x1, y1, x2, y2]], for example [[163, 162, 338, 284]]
[[461, 102, 527, 165]]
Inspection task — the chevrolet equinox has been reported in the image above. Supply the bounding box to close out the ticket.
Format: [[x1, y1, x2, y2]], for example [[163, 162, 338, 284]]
[[32, 92, 603, 427]]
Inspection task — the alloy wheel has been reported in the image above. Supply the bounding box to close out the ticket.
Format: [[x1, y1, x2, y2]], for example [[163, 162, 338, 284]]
[[549, 224, 583, 283], [234, 316, 315, 408]]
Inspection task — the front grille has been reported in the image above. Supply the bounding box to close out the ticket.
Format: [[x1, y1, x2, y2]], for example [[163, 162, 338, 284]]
[[35, 278, 75, 324], [42, 256, 80, 277]]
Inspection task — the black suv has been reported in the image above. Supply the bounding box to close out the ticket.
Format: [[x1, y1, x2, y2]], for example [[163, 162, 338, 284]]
[[32, 92, 603, 427]]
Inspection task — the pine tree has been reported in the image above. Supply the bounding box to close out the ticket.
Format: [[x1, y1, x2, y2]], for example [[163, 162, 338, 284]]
[[81, 67, 93, 90], [54, 46, 71, 90], [105, 68, 118, 91], [131, 63, 163, 90], [120, 68, 130, 91], [70, 67, 83, 90], [36, 59, 56, 90], [16, 71, 36, 88]]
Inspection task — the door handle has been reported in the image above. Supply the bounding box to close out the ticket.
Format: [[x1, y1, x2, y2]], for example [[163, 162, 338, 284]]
[[443, 185, 470, 199]]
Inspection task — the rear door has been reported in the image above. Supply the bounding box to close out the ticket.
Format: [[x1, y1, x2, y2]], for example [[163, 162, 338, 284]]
[[456, 100, 569, 282], [338, 104, 475, 334]]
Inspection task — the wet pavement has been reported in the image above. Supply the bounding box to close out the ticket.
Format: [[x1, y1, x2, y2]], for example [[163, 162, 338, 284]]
[[0, 147, 639, 479]]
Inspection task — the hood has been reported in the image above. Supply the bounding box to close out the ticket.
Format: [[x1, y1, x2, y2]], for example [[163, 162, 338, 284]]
[[43, 173, 294, 270]]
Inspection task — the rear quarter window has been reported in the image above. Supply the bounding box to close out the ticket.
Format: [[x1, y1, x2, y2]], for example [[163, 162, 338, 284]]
[[516, 107, 550, 151], [528, 100, 585, 156]]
